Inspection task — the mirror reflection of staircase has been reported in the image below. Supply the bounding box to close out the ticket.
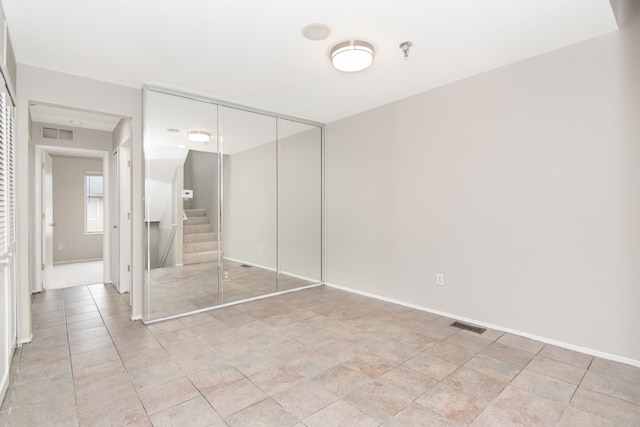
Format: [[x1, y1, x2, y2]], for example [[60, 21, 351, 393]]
[[183, 209, 218, 265]]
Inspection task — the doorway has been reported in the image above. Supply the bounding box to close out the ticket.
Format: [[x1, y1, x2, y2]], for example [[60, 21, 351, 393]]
[[30, 104, 131, 294]]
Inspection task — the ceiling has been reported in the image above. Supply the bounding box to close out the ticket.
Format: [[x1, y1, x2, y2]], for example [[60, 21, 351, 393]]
[[4, 0, 618, 124]]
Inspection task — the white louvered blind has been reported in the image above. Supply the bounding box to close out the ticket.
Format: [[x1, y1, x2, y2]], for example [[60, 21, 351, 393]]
[[0, 91, 6, 256], [8, 104, 14, 247]]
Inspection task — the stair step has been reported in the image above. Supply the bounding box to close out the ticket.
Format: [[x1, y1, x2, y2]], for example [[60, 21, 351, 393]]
[[184, 223, 214, 234], [184, 241, 218, 253], [183, 250, 219, 265], [183, 232, 216, 243], [184, 208, 206, 217], [184, 217, 209, 226]]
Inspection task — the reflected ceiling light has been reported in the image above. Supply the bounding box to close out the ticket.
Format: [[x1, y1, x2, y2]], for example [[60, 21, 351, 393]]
[[330, 40, 375, 72], [178, 144, 187, 148], [188, 130, 211, 142]]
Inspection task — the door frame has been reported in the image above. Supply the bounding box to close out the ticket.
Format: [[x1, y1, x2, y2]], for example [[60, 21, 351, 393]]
[[34, 145, 111, 293]]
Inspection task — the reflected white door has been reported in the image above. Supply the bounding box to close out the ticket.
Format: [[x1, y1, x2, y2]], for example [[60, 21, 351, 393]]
[[42, 152, 54, 289]]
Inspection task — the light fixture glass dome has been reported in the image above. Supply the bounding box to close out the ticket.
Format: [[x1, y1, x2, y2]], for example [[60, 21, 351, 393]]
[[188, 130, 211, 142], [330, 40, 375, 72]]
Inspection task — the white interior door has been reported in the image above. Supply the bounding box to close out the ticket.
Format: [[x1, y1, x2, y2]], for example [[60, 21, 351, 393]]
[[42, 152, 54, 289], [111, 150, 119, 289], [118, 144, 131, 294]]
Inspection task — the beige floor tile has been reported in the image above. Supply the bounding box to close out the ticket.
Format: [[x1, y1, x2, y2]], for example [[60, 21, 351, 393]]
[[250, 364, 306, 395], [480, 341, 535, 369], [343, 353, 397, 378], [231, 349, 281, 376], [312, 364, 372, 397], [589, 357, 640, 384], [378, 365, 438, 400], [403, 352, 459, 381], [303, 399, 378, 427], [444, 331, 493, 352], [287, 351, 339, 378], [7, 395, 78, 426], [425, 341, 478, 365], [128, 359, 185, 391], [273, 379, 338, 420], [511, 368, 576, 404], [76, 394, 147, 426], [496, 333, 545, 354], [149, 396, 226, 427], [7, 284, 639, 427], [344, 381, 413, 423], [173, 349, 225, 374], [538, 344, 593, 369], [13, 357, 72, 385], [464, 353, 521, 383], [137, 376, 200, 415], [527, 356, 587, 385], [383, 401, 462, 427], [472, 385, 565, 426], [75, 373, 138, 409], [120, 347, 172, 372], [68, 335, 114, 355], [580, 370, 640, 405], [442, 366, 507, 401], [71, 358, 126, 380], [205, 378, 268, 418], [417, 382, 489, 425], [556, 406, 619, 427], [225, 398, 299, 427], [188, 364, 244, 395]]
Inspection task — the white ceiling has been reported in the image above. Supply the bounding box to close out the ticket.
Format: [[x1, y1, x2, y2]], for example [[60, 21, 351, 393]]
[[4, 0, 618, 124], [30, 104, 122, 131]]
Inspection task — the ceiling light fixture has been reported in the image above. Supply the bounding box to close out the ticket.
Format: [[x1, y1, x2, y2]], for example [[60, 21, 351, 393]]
[[330, 40, 375, 72], [188, 130, 211, 142]]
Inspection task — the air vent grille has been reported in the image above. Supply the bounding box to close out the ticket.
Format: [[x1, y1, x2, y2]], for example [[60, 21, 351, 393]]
[[59, 129, 74, 141], [42, 126, 74, 141], [42, 127, 58, 139], [451, 321, 486, 334]]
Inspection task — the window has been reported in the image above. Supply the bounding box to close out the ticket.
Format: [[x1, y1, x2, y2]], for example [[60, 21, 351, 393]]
[[85, 173, 103, 233]]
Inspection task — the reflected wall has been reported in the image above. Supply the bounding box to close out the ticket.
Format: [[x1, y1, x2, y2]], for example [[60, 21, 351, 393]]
[[143, 87, 322, 321]]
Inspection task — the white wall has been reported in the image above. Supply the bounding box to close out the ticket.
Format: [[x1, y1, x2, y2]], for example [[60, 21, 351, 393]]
[[52, 155, 104, 263], [17, 65, 143, 342], [277, 128, 322, 281], [326, 5, 640, 364]]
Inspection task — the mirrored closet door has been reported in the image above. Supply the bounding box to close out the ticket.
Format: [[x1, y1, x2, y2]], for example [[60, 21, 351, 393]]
[[143, 87, 323, 322]]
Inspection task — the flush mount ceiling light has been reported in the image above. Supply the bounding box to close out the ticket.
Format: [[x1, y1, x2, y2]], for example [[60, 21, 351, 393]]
[[188, 130, 211, 142], [330, 40, 375, 72]]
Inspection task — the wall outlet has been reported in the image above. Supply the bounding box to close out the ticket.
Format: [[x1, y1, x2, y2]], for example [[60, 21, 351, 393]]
[[223, 271, 229, 280], [436, 274, 444, 286], [58, 243, 63, 249], [69, 243, 74, 249]]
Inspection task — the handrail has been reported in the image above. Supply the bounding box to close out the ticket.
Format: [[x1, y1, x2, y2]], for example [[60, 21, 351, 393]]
[[159, 223, 178, 268]]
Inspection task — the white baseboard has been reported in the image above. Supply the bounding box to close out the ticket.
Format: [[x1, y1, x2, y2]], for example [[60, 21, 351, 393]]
[[324, 282, 640, 368]]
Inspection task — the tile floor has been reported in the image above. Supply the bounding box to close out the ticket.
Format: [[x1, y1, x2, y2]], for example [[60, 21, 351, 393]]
[[1, 284, 639, 426]]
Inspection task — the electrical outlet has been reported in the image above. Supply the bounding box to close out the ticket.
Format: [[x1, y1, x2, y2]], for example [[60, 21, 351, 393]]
[[58, 243, 64, 249], [223, 271, 229, 280], [436, 274, 444, 286], [69, 243, 74, 249]]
